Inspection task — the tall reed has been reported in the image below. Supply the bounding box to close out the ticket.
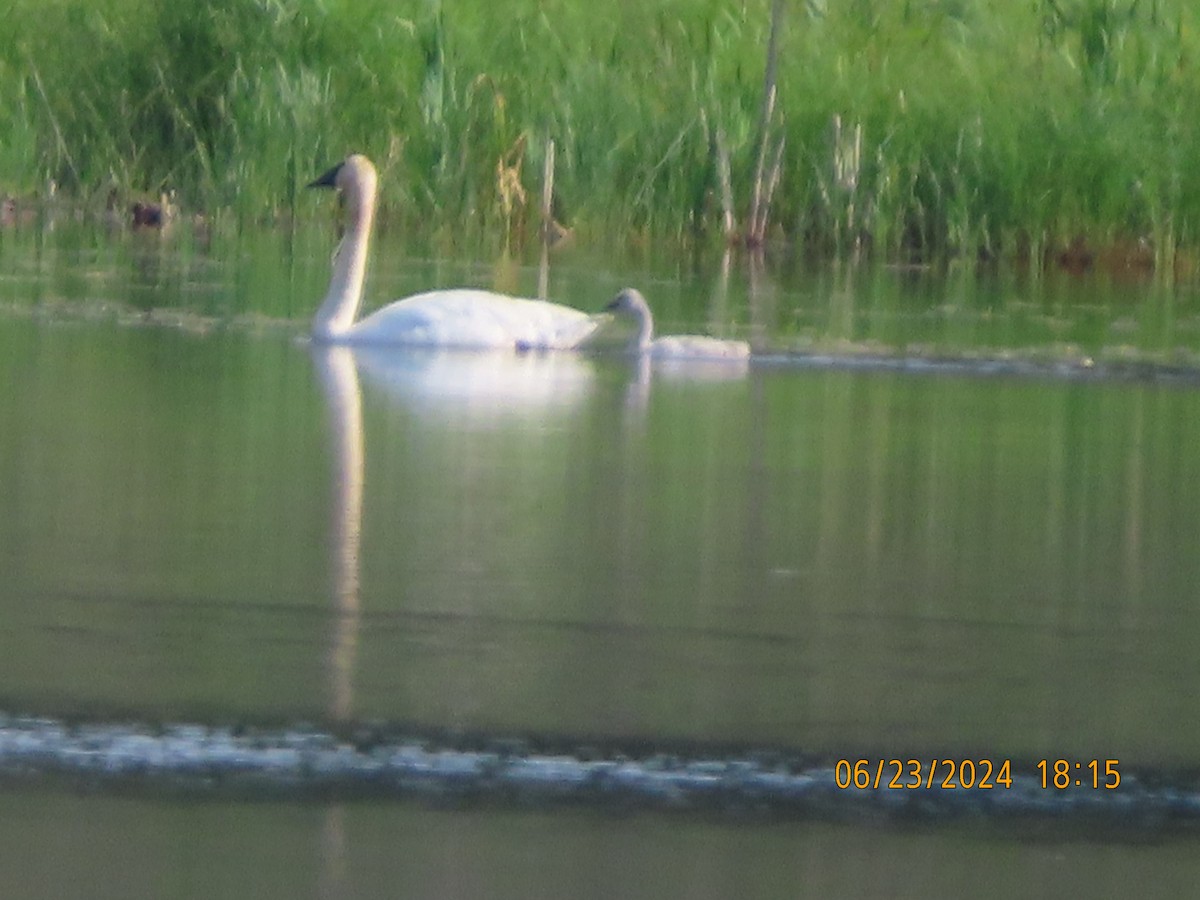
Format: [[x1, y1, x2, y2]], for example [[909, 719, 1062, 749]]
[[1, 0, 1197, 266]]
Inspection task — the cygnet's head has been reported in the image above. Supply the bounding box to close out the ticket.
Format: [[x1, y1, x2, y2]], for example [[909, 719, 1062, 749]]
[[602, 287, 654, 348], [604, 287, 649, 316]]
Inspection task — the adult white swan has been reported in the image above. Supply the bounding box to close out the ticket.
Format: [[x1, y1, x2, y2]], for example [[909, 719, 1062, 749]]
[[603, 288, 750, 360], [307, 154, 599, 349]]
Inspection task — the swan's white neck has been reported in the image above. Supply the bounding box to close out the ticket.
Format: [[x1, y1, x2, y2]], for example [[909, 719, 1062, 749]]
[[632, 299, 654, 350], [313, 160, 377, 342]]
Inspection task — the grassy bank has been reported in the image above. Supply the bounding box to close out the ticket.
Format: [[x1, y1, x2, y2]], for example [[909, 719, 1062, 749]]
[[2, 0, 1199, 267]]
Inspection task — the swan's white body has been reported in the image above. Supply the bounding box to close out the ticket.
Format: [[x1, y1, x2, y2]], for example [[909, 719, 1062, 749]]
[[604, 288, 750, 360], [336, 287, 599, 350], [309, 155, 598, 350]]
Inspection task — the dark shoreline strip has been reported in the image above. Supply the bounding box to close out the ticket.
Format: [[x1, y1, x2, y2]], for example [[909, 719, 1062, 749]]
[[2, 715, 1198, 836]]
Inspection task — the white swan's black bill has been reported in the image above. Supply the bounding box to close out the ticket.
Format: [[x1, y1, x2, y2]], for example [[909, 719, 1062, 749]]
[[307, 162, 344, 189]]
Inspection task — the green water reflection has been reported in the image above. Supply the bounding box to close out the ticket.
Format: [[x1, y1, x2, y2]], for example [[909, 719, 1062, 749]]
[[1, 790, 1196, 900], [1, 221, 1199, 889], [2, 307, 1199, 765]]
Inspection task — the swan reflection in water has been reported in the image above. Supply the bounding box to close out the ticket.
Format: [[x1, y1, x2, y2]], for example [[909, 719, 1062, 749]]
[[351, 345, 596, 423], [311, 343, 599, 719], [310, 342, 597, 893], [310, 346, 364, 725]]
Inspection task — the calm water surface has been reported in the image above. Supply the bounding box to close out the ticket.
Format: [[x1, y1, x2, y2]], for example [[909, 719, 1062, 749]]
[[1, 221, 1199, 895]]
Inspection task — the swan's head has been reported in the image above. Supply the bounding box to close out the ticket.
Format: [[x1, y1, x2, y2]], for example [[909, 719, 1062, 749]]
[[308, 154, 378, 217]]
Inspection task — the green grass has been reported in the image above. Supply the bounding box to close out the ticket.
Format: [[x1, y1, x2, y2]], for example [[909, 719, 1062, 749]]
[[2, 0, 1199, 266]]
